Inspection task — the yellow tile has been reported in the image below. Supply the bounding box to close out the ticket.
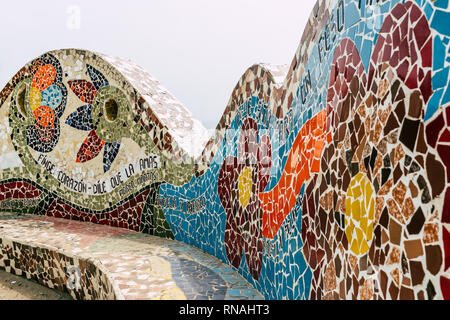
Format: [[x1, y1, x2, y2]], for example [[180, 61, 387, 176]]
[[238, 167, 252, 208], [360, 239, 369, 254], [352, 185, 362, 199], [365, 183, 373, 206], [366, 222, 374, 241], [346, 220, 354, 242], [368, 199, 375, 220], [356, 173, 364, 182], [360, 216, 368, 231], [355, 227, 363, 244], [351, 239, 360, 255], [352, 200, 361, 221], [29, 87, 41, 112], [345, 198, 352, 217], [347, 185, 353, 197]]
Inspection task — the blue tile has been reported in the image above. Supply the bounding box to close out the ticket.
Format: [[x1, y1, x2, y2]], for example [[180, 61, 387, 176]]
[[381, 1, 391, 13], [424, 2, 434, 20], [87, 64, 109, 90], [431, 9, 450, 37], [345, 2, 361, 28], [434, 36, 447, 71], [442, 81, 450, 105], [425, 88, 444, 121], [433, 67, 449, 90], [361, 39, 373, 70], [103, 140, 121, 173], [355, 35, 363, 52], [434, 0, 449, 9]]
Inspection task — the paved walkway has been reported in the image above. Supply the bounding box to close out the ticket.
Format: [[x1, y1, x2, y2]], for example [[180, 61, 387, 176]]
[[0, 214, 263, 300]]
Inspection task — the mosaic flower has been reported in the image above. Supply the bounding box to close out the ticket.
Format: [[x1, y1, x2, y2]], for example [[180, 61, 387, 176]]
[[26, 53, 67, 153], [65, 64, 122, 173], [218, 118, 272, 280], [300, 2, 447, 300]]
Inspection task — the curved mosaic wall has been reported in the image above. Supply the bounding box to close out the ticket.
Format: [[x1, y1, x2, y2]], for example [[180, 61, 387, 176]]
[[0, 0, 449, 300], [0, 49, 206, 239]]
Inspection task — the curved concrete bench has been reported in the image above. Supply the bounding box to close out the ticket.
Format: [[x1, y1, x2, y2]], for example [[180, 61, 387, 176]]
[[0, 0, 449, 300], [0, 215, 263, 300]]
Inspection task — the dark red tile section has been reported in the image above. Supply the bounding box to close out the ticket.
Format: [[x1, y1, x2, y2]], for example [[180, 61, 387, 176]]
[[45, 189, 151, 232], [0, 182, 41, 201], [441, 276, 450, 300]]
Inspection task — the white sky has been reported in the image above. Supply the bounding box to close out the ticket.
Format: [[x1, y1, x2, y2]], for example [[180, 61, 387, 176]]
[[0, 0, 317, 129]]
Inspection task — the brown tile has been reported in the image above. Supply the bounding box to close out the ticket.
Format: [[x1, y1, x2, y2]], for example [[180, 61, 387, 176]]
[[401, 197, 415, 221], [391, 267, 400, 286], [409, 260, 425, 286], [402, 276, 411, 287], [387, 199, 404, 224], [379, 207, 390, 229], [378, 179, 393, 196], [407, 207, 425, 235], [399, 286, 414, 300], [334, 255, 342, 277], [408, 90, 422, 119], [359, 278, 374, 300], [389, 281, 399, 300], [404, 239, 424, 259], [380, 270, 388, 298], [423, 223, 439, 244], [392, 181, 407, 205], [387, 246, 401, 264], [389, 218, 402, 245], [426, 153, 446, 198], [425, 245, 443, 275], [409, 181, 419, 198], [324, 261, 337, 292], [339, 280, 346, 299], [417, 290, 425, 300]]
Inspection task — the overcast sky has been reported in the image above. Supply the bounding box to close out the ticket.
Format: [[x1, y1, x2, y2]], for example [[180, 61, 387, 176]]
[[0, 0, 317, 129]]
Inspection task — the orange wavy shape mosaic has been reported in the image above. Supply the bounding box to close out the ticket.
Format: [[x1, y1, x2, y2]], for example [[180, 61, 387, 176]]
[[259, 109, 331, 238]]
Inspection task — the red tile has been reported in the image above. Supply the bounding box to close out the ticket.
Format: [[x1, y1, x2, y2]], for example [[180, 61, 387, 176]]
[[413, 16, 431, 50], [392, 3, 407, 21], [444, 226, 450, 272], [446, 106, 450, 124], [438, 145, 450, 181], [441, 276, 450, 300], [406, 64, 418, 89], [410, 3, 422, 22], [420, 38, 432, 68], [439, 129, 450, 143], [397, 60, 410, 82], [381, 14, 394, 33], [443, 188, 450, 224], [426, 112, 445, 148]]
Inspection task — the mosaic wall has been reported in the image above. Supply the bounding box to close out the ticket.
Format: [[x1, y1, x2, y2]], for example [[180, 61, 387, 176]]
[[0, 49, 206, 239], [0, 0, 449, 300]]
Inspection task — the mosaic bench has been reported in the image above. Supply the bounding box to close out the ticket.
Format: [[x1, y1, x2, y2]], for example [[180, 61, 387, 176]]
[[0, 0, 449, 300], [0, 215, 263, 300], [0, 215, 118, 300]]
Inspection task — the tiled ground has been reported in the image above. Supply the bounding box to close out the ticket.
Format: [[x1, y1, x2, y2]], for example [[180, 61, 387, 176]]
[[0, 214, 263, 300]]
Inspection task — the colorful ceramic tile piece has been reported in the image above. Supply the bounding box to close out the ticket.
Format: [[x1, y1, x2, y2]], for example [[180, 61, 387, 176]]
[[65, 104, 94, 131]]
